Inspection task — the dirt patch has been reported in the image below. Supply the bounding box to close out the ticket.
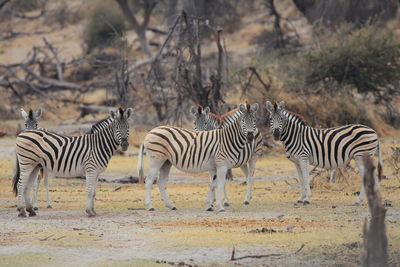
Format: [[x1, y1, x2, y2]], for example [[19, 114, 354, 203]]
[[1, 137, 400, 266]]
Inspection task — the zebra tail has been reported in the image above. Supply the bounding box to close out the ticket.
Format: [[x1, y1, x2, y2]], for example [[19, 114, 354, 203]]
[[12, 154, 20, 196], [377, 143, 383, 181], [137, 144, 145, 183]]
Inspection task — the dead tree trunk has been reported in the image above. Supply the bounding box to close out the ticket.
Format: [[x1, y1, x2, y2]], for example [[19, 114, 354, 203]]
[[115, 0, 158, 58], [362, 155, 388, 267]]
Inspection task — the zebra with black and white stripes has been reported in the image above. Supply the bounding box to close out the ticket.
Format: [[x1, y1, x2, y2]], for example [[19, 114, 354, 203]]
[[13, 108, 133, 217], [191, 105, 263, 206], [266, 101, 383, 204], [20, 108, 52, 210], [138, 102, 259, 212]]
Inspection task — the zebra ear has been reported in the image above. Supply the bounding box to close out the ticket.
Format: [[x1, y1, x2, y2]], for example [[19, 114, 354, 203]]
[[278, 101, 285, 110], [239, 103, 247, 112], [266, 101, 273, 113], [110, 110, 117, 119], [124, 108, 133, 119], [251, 103, 259, 112], [191, 106, 198, 116], [34, 108, 42, 119], [203, 106, 210, 114], [21, 108, 28, 119]]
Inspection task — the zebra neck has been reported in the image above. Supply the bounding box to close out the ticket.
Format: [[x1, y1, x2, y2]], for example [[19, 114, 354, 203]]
[[91, 121, 119, 155], [280, 117, 307, 152], [221, 115, 247, 148]]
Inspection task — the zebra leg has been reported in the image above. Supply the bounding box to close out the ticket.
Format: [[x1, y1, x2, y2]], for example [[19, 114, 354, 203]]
[[43, 169, 52, 208], [17, 166, 35, 217], [355, 156, 371, 205], [223, 179, 230, 207], [158, 161, 176, 210], [299, 160, 312, 204], [24, 166, 40, 217], [294, 162, 306, 203], [240, 164, 250, 205], [85, 172, 98, 217], [31, 175, 40, 211], [329, 169, 336, 184], [216, 166, 228, 212], [244, 156, 257, 205], [145, 158, 164, 211], [205, 170, 217, 211]]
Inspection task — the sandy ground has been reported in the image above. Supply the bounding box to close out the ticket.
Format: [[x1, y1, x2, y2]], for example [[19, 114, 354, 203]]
[[1, 136, 400, 267]]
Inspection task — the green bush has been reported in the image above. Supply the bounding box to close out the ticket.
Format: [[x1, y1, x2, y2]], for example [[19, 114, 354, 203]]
[[306, 24, 400, 98], [83, 3, 126, 53], [8, 0, 42, 12]]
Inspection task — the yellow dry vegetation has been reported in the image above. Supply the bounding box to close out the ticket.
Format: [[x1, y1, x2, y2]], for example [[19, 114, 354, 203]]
[[0, 137, 399, 266]]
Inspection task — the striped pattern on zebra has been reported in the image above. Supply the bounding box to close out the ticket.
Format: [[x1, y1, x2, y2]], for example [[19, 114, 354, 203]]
[[266, 101, 383, 204], [20, 108, 52, 210], [138, 102, 259, 212], [13, 108, 133, 217], [191, 105, 263, 206]]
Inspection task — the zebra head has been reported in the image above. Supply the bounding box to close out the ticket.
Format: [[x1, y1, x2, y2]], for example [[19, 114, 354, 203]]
[[191, 105, 213, 131], [21, 108, 41, 129], [110, 108, 133, 151], [266, 100, 285, 141], [238, 102, 259, 143]]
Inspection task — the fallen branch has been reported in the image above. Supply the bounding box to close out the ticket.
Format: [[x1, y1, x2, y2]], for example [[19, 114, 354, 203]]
[[230, 243, 305, 261], [42, 37, 63, 81]]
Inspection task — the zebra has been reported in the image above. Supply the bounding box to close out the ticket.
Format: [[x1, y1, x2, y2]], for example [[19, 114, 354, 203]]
[[13, 108, 133, 217], [20, 108, 52, 210], [266, 100, 383, 205], [190, 105, 263, 206], [138, 102, 259, 212]]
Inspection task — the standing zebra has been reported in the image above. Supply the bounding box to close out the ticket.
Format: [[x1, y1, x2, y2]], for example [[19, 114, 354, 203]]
[[138, 102, 259, 212], [266, 101, 382, 204], [20, 108, 52, 210], [13, 108, 133, 217], [191, 105, 263, 206]]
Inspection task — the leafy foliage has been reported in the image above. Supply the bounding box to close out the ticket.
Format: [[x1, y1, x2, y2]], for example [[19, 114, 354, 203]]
[[306, 25, 400, 100], [83, 3, 127, 53]]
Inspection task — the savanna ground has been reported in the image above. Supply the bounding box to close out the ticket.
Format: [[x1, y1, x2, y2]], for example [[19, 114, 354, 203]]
[[0, 134, 400, 267]]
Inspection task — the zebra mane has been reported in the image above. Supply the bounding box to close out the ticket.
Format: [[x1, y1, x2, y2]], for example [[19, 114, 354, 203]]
[[88, 117, 114, 134], [28, 109, 33, 119], [284, 111, 307, 126], [219, 108, 242, 127]]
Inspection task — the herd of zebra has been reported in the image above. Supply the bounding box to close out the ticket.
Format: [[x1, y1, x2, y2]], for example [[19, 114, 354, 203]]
[[12, 100, 382, 217]]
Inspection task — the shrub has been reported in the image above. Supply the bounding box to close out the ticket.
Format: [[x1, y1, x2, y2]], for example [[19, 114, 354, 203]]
[[83, 3, 126, 53], [306, 24, 400, 99], [8, 0, 43, 12]]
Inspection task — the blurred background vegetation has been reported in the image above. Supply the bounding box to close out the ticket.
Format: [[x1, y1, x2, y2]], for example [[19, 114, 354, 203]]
[[0, 0, 399, 141]]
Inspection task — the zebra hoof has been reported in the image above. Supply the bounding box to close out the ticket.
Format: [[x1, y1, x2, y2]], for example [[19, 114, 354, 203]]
[[17, 208, 27, 217], [243, 201, 250, 205], [171, 207, 177, 210], [303, 201, 310, 205], [206, 207, 213, 212], [224, 202, 230, 207], [86, 209, 96, 217], [148, 208, 155, 211], [47, 205, 52, 209], [33, 207, 39, 211], [297, 200, 304, 204], [218, 209, 226, 213], [27, 209, 36, 217]]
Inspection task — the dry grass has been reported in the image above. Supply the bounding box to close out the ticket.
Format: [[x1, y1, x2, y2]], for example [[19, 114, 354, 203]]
[[0, 137, 399, 266]]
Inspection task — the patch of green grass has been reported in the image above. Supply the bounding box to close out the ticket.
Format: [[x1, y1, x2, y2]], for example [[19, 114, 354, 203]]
[[0, 252, 63, 266]]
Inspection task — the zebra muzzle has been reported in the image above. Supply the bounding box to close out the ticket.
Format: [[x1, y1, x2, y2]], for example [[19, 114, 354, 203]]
[[120, 139, 129, 151], [247, 132, 254, 143], [273, 129, 281, 140]]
